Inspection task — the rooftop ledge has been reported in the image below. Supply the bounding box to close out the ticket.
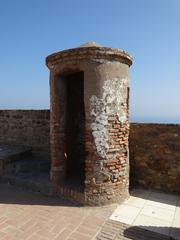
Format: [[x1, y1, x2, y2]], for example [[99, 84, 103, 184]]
[[46, 42, 133, 69]]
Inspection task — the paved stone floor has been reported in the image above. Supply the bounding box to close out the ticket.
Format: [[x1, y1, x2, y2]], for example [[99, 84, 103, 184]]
[[0, 184, 179, 240], [0, 183, 114, 240], [109, 188, 180, 240]]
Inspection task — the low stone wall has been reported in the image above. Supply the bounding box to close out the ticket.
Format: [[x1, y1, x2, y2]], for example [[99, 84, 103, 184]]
[[0, 110, 179, 193], [130, 123, 180, 193], [0, 110, 50, 158]]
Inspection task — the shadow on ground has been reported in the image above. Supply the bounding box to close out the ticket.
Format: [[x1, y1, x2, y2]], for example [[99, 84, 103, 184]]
[[130, 186, 180, 207], [97, 220, 179, 240], [123, 226, 179, 240], [0, 183, 82, 207]]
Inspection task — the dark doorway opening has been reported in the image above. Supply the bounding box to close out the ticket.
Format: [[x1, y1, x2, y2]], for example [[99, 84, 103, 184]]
[[65, 72, 85, 188]]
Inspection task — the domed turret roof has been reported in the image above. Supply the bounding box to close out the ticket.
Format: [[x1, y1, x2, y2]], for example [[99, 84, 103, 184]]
[[79, 41, 102, 48]]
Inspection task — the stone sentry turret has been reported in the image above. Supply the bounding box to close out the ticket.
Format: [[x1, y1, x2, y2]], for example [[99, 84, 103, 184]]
[[46, 42, 132, 205]]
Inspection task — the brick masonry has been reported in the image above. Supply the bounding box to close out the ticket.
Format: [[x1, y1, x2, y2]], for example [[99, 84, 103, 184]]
[[0, 111, 179, 194], [0, 110, 50, 158]]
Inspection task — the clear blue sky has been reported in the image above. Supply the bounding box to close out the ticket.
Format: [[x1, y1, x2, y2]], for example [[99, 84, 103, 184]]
[[0, 0, 180, 123]]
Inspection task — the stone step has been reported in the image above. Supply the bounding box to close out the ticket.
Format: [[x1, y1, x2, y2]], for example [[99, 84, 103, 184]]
[[4, 157, 50, 174], [0, 145, 32, 164], [0, 145, 32, 175]]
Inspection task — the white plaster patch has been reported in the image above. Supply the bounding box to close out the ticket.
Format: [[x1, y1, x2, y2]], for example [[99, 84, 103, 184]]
[[102, 78, 128, 122], [90, 78, 128, 158], [90, 96, 109, 158]]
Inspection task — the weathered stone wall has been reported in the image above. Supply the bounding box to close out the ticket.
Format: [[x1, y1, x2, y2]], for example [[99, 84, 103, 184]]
[[0, 110, 50, 158], [130, 123, 180, 193], [0, 110, 179, 193]]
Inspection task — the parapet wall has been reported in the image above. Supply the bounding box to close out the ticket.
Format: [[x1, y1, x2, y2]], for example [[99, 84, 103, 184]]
[[0, 110, 179, 193], [130, 123, 180, 193], [0, 110, 50, 158]]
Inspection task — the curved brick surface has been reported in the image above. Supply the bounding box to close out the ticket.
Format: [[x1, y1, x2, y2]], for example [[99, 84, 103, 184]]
[[46, 43, 132, 205]]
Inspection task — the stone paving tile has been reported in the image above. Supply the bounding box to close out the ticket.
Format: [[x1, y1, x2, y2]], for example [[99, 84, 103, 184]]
[[0, 183, 115, 240], [140, 205, 174, 222], [110, 204, 141, 225], [175, 206, 180, 221], [109, 188, 180, 239]]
